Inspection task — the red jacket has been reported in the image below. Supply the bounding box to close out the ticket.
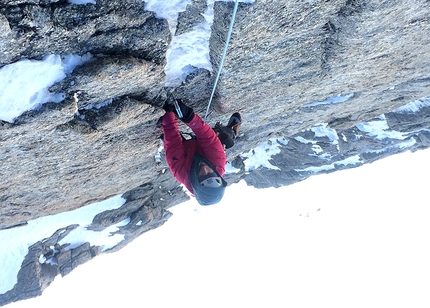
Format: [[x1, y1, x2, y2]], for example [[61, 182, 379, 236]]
[[162, 112, 226, 194]]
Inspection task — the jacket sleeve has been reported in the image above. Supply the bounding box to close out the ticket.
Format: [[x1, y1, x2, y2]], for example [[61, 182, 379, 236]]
[[186, 114, 226, 175], [162, 112, 189, 184]]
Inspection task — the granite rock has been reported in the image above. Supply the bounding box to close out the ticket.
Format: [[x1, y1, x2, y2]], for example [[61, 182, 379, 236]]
[[1, 0, 430, 305]]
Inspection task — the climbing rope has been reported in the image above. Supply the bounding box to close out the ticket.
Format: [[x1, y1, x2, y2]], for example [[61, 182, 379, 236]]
[[204, 0, 240, 122]]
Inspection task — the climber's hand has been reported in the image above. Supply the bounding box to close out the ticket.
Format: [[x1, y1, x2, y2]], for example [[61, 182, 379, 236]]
[[176, 99, 195, 123], [162, 100, 175, 113]]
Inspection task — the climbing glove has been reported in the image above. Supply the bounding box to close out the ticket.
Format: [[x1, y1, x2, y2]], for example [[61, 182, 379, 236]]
[[163, 99, 195, 123]]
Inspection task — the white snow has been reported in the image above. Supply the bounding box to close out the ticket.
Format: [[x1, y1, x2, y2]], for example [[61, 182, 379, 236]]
[[145, 0, 207, 87], [311, 144, 324, 155], [144, 0, 193, 35], [0, 195, 126, 294], [277, 136, 288, 145], [302, 93, 354, 108], [144, 0, 254, 35], [295, 155, 362, 173], [397, 137, 417, 149], [336, 154, 362, 166], [341, 133, 347, 142], [0, 54, 92, 123], [356, 116, 407, 140], [145, 0, 255, 86], [311, 123, 339, 144], [294, 124, 340, 155], [164, 17, 214, 87], [154, 139, 164, 164], [294, 136, 315, 144], [294, 155, 362, 173], [83, 99, 113, 111], [68, 0, 96, 4], [7, 148, 430, 308], [59, 216, 130, 252], [241, 137, 287, 171], [393, 95, 430, 114]]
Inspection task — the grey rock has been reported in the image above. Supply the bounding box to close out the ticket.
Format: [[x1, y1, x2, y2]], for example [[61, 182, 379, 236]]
[[0, 14, 11, 36], [57, 242, 99, 276], [0, 0, 170, 66], [209, 0, 430, 142], [51, 56, 166, 109], [1, 0, 430, 305], [176, 0, 207, 35], [233, 107, 430, 189]]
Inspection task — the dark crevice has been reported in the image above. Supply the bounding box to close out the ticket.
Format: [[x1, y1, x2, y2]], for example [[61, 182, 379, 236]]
[[338, 0, 366, 17], [320, 0, 366, 72], [321, 20, 340, 72]]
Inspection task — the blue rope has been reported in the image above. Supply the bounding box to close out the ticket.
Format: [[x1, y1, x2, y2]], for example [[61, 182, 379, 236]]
[[204, 0, 240, 122]]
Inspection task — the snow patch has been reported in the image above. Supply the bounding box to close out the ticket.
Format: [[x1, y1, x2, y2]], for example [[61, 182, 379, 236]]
[[241, 137, 287, 171], [311, 144, 323, 155], [59, 217, 131, 252], [0, 54, 92, 123], [68, 0, 96, 4], [165, 20, 213, 87], [295, 136, 316, 144], [295, 155, 361, 174], [83, 99, 113, 110], [311, 124, 339, 144], [356, 118, 406, 140], [146, 0, 255, 86], [392, 95, 430, 114], [302, 93, 354, 108], [144, 0, 192, 34]]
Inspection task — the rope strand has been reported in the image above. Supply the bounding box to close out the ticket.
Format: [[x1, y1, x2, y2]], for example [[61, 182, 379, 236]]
[[204, 0, 240, 122]]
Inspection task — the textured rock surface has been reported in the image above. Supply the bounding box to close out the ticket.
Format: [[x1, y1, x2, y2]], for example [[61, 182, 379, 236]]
[[226, 103, 430, 189], [1, 0, 430, 305], [0, 0, 170, 65], [211, 0, 430, 143]]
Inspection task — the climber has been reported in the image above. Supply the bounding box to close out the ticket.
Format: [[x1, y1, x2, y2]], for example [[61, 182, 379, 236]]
[[161, 99, 229, 205]]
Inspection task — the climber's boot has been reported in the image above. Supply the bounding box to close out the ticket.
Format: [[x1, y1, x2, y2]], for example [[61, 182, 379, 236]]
[[227, 112, 242, 137]]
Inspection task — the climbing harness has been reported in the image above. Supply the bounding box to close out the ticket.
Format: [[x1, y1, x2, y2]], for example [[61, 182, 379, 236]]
[[204, 0, 241, 122]]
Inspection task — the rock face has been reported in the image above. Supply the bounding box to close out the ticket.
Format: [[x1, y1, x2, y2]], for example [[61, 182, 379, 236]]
[[1, 0, 430, 305], [211, 0, 430, 141]]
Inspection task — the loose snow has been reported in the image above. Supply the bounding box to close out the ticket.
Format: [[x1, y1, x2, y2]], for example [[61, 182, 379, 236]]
[[144, 0, 191, 37], [144, 0, 254, 87], [0, 54, 92, 123], [356, 115, 407, 140], [302, 93, 354, 108], [241, 137, 287, 171], [311, 124, 339, 144]]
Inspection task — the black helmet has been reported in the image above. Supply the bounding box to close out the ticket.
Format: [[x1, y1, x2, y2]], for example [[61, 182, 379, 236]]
[[189, 152, 227, 206]]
